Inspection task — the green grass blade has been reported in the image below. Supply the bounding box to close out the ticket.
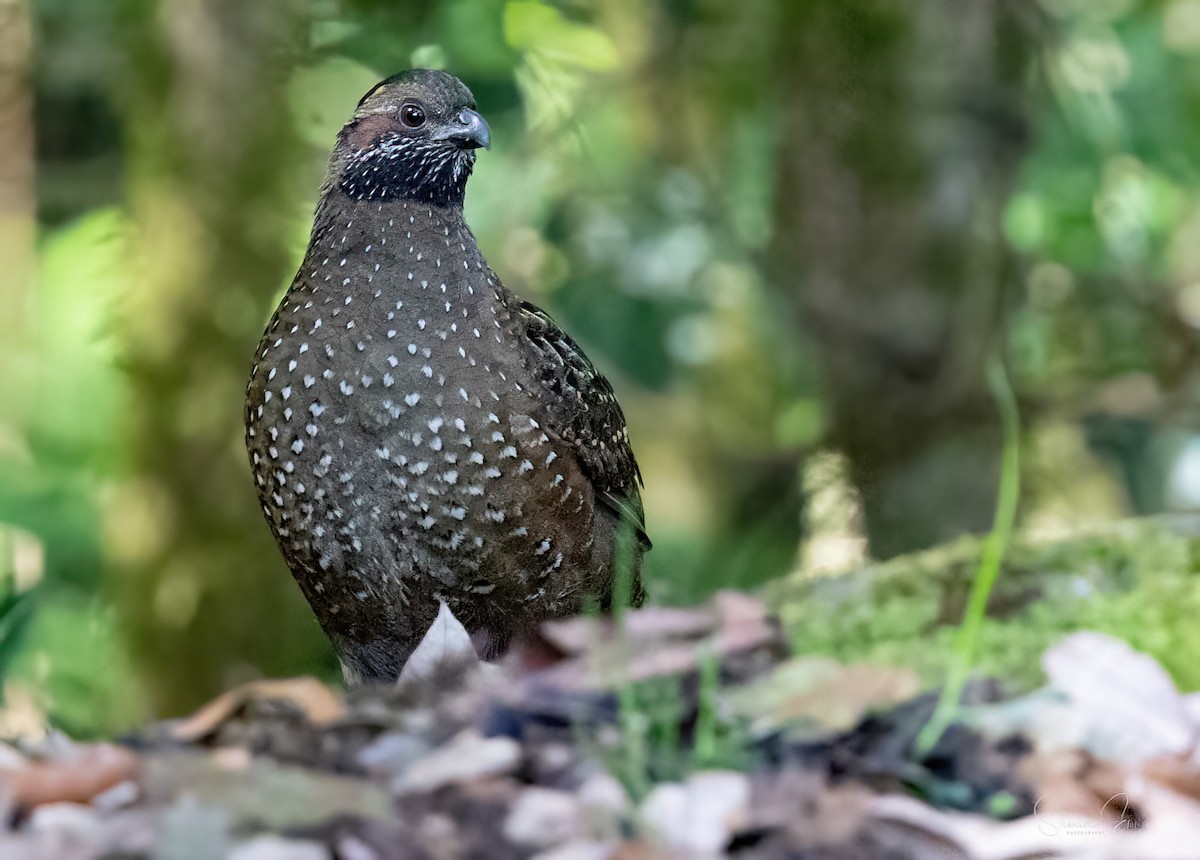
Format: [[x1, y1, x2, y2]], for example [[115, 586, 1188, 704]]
[[916, 352, 1021, 756]]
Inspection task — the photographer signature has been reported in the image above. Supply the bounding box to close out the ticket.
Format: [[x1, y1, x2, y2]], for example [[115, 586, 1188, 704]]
[[1033, 793, 1140, 837]]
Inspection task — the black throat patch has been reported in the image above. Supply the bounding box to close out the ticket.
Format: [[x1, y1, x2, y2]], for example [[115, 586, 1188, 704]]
[[338, 133, 476, 208]]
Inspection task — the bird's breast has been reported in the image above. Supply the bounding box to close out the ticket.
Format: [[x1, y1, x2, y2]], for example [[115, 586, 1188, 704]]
[[247, 202, 597, 606]]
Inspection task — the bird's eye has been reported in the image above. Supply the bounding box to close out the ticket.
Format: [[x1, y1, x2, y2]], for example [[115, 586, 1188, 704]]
[[400, 104, 426, 128]]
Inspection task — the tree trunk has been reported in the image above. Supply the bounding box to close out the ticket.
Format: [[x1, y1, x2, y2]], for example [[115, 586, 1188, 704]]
[[111, 0, 326, 714], [0, 0, 34, 352], [773, 0, 1039, 558]]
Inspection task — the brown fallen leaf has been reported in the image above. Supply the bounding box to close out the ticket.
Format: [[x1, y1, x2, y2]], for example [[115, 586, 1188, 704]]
[[538, 592, 773, 659], [1145, 754, 1200, 801], [733, 657, 921, 735], [521, 592, 783, 692], [169, 677, 346, 743], [0, 742, 138, 809], [538, 607, 714, 658], [1017, 747, 1134, 827]]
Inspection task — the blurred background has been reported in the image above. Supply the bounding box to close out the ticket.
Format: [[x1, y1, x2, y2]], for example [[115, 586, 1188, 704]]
[[2, 0, 1200, 733]]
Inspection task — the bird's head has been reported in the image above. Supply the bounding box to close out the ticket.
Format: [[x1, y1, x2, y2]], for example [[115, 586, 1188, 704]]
[[325, 69, 491, 208]]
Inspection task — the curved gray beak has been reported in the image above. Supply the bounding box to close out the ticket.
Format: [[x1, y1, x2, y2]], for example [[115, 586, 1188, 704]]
[[435, 108, 491, 150]]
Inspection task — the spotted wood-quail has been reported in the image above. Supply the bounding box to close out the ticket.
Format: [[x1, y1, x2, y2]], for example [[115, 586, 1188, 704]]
[[245, 70, 648, 683]]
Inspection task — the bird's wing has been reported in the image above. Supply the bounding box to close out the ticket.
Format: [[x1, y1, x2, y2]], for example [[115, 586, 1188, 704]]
[[514, 299, 651, 551]]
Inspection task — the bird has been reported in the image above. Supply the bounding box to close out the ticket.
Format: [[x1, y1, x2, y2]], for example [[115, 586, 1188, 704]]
[[245, 69, 648, 683]]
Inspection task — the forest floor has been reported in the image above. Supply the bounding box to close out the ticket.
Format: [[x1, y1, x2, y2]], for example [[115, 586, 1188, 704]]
[[3, 523, 1200, 858]]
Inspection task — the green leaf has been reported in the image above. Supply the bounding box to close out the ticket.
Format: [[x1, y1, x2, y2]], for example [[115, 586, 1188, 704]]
[[504, 1, 619, 71]]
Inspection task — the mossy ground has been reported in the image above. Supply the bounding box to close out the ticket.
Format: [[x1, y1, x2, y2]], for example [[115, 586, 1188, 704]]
[[773, 517, 1200, 693]]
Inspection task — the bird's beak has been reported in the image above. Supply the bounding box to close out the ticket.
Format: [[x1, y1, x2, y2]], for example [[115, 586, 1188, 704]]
[[434, 108, 491, 151]]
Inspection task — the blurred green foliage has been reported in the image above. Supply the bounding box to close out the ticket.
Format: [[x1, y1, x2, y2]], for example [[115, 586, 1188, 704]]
[[7, 0, 1200, 732]]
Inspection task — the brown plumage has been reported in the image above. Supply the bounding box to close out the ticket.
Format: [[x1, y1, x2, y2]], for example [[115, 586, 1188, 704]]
[[245, 69, 648, 683]]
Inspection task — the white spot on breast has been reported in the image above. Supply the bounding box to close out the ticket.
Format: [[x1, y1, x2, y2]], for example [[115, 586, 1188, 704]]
[[405, 392, 421, 406]]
